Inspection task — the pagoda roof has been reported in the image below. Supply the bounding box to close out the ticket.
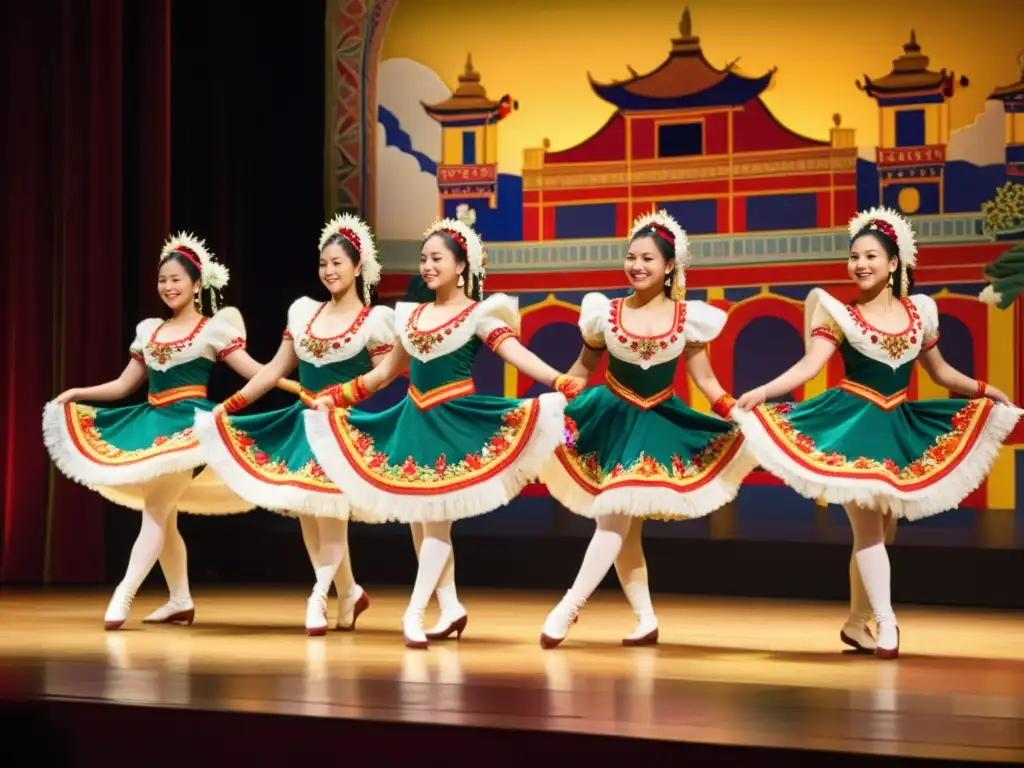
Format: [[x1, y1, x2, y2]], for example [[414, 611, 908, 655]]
[[423, 54, 503, 117], [587, 9, 775, 111], [989, 52, 1024, 101], [857, 31, 962, 97]]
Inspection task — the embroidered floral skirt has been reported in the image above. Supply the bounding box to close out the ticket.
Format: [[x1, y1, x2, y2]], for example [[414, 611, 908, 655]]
[[303, 392, 567, 523], [731, 390, 1023, 520], [43, 399, 254, 514], [539, 386, 755, 520], [194, 401, 346, 518]]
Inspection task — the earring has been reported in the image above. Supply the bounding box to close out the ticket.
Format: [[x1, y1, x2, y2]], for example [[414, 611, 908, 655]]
[[194, 291, 203, 313], [457, 274, 465, 288], [888, 273, 894, 287], [664, 276, 671, 286]]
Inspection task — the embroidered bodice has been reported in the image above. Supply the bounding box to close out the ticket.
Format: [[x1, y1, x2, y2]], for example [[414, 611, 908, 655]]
[[579, 293, 726, 399], [283, 298, 396, 393], [129, 308, 247, 394], [395, 294, 519, 394], [807, 288, 940, 396]]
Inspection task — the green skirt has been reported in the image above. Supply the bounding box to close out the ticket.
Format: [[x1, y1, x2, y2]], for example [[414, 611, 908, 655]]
[[304, 391, 567, 523], [194, 401, 346, 518], [732, 387, 1023, 520], [42, 398, 254, 515], [539, 386, 755, 520]]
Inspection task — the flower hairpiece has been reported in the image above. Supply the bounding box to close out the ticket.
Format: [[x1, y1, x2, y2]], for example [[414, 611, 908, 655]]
[[319, 213, 380, 305], [630, 209, 691, 300]]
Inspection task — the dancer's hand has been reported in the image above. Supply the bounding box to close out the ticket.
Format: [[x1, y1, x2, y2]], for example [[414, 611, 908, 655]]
[[983, 384, 1012, 406], [736, 386, 767, 411], [53, 388, 80, 405], [312, 394, 335, 412], [553, 374, 586, 401], [212, 403, 225, 417]]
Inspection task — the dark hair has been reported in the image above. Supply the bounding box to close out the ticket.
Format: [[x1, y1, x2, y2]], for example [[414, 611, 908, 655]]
[[158, 249, 209, 314], [322, 232, 377, 305], [850, 227, 915, 297], [629, 226, 677, 298], [423, 230, 483, 300]]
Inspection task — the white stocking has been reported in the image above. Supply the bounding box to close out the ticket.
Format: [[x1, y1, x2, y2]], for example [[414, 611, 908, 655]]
[[406, 521, 453, 619], [565, 513, 631, 608], [157, 507, 191, 603], [119, 471, 193, 596], [845, 503, 898, 649], [614, 519, 655, 627], [311, 518, 348, 596], [410, 522, 460, 614], [300, 517, 357, 599]]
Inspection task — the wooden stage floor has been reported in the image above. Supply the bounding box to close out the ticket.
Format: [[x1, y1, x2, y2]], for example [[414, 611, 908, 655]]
[[1, 588, 1022, 763]]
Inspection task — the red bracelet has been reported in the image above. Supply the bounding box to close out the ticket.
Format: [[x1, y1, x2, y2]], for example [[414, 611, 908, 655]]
[[712, 394, 736, 419], [975, 380, 988, 398], [223, 391, 248, 414]]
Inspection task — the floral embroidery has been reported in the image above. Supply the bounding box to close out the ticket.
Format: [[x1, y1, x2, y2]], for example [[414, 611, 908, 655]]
[[484, 325, 516, 351], [146, 317, 208, 365], [299, 304, 371, 359], [217, 336, 246, 361], [369, 343, 394, 357], [222, 420, 337, 492], [561, 429, 741, 490], [282, 329, 294, 340], [845, 299, 922, 362], [608, 298, 686, 361], [759, 399, 985, 484], [811, 322, 844, 346], [70, 405, 197, 464], [342, 403, 531, 487], [405, 302, 478, 356]]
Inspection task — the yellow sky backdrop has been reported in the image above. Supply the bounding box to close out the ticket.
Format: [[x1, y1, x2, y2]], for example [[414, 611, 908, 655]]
[[382, 0, 1024, 174]]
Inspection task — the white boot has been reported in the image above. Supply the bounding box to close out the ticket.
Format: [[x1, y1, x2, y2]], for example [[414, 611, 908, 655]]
[[306, 589, 329, 637], [620, 580, 658, 646], [336, 585, 370, 631], [622, 614, 659, 646], [143, 597, 195, 625], [425, 584, 467, 640], [403, 609, 428, 649], [104, 586, 136, 631], [540, 594, 584, 649], [840, 616, 876, 652]]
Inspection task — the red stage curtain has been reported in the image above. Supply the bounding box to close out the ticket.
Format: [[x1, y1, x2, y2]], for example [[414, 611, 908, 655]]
[[0, 0, 160, 584]]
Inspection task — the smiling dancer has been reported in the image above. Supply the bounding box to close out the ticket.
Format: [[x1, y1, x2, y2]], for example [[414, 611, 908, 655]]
[[194, 213, 392, 635], [304, 212, 584, 648], [537, 210, 755, 648], [43, 233, 271, 630], [732, 207, 1022, 659]]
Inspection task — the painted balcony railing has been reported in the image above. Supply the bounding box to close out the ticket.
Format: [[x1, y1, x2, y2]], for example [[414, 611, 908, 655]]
[[378, 213, 988, 272]]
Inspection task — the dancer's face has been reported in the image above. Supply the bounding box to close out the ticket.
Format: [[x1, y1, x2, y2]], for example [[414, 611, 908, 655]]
[[319, 243, 359, 299], [158, 258, 200, 313], [624, 236, 673, 294], [848, 233, 897, 292], [419, 234, 461, 291]]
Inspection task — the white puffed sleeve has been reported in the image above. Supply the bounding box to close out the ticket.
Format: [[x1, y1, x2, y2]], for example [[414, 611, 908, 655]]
[[683, 300, 728, 345], [803, 288, 845, 348], [578, 292, 609, 349], [365, 305, 397, 358], [206, 307, 248, 361], [284, 297, 320, 342], [911, 293, 940, 351], [474, 293, 521, 352], [129, 318, 161, 362]]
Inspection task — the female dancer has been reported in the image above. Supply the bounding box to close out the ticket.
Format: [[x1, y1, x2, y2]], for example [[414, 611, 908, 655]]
[[44, 233, 272, 630], [194, 213, 392, 635], [732, 207, 1022, 659], [305, 213, 584, 647], [537, 210, 756, 648]]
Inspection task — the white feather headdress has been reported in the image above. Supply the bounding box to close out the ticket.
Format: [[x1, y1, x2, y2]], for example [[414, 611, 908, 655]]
[[848, 206, 918, 296], [630, 209, 691, 300], [424, 207, 487, 293], [318, 213, 380, 305], [160, 231, 229, 311]]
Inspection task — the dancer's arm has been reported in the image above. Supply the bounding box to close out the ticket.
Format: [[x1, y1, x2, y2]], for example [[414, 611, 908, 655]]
[[312, 343, 411, 410], [567, 345, 604, 380], [216, 339, 301, 414], [490, 337, 585, 397], [53, 359, 148, 404], [919, 346, 1012, 405], [735, 337, 837, 410], [685, 345, 737, 419]]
